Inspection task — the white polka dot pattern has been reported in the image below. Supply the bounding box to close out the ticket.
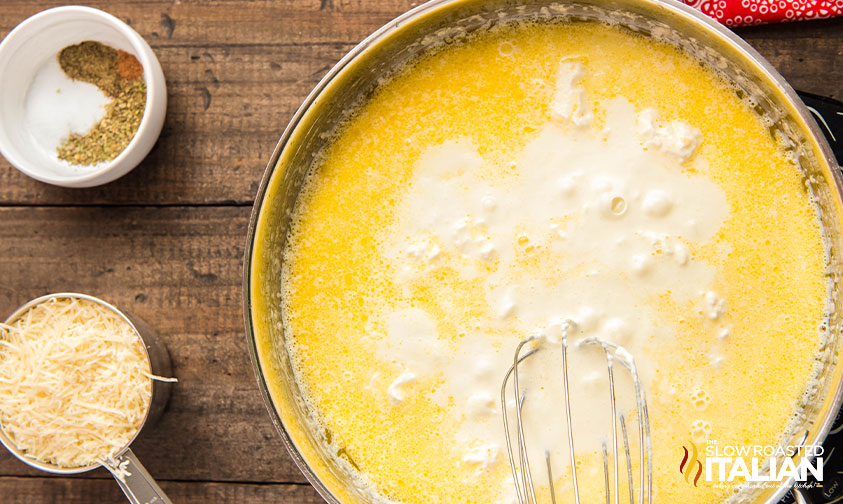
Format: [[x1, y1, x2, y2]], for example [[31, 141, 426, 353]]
[[682, 0, 842, 26]]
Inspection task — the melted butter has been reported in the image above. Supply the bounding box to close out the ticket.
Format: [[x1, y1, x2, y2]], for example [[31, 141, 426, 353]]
[[280, 22, 827, 504]]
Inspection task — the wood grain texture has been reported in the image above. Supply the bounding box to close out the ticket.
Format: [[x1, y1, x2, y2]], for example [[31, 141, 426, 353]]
[[0, 477, 324, 504], [0, 0, 416, 206], [0, 1, 841, 501], [0, 206, 309, 484], [0, 0, 418, 47], [0, 43, 354, 206], [0, 2, 839, 205], [736, 18, 843, 99]]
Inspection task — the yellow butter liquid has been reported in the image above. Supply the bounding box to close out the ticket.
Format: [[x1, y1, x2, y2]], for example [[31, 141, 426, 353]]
[[279, 21, 827, 503]]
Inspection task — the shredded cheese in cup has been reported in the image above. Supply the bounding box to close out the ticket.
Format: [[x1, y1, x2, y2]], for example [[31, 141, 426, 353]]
[[0, 296, 168, 468]]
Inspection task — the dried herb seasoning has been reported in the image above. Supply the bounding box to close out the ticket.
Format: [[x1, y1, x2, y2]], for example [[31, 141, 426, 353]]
[[55, 41, 146, 166]]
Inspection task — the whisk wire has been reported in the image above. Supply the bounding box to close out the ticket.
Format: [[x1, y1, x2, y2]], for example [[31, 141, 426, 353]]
[[621, 415, 634, 504], [632, 369, 653, 504], [545, 451, 556, 504], [602, 441, 610, 504], [513, 341, 537, 504], [516, 389, 537, 504], [503, 335, 652, 504], [560, 339, 581, 504], [606, 351, 620, 504], [502, 338, 540, 504]]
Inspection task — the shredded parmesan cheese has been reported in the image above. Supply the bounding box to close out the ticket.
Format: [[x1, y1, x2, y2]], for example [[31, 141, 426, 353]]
[[0, 296, 171, 468]]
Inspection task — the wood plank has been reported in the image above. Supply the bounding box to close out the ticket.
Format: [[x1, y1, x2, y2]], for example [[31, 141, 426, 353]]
[[0, 2, 840, 206], [0, 43, 354, 206], [0, 206, 309, 484], [0, 476, 324, 504], [0, 0, 414, 207], [736, 18, 843, 100], [0, 0, 416, 47]]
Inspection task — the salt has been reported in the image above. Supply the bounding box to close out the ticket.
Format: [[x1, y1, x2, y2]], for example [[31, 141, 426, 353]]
[[23, 56, 111, 174]]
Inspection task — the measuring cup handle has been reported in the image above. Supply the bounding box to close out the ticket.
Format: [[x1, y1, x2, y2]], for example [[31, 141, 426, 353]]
[[104, 448, 173, 504]]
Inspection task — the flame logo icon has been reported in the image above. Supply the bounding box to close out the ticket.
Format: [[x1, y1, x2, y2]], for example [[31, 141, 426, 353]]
[[679, 441, 704, 487]]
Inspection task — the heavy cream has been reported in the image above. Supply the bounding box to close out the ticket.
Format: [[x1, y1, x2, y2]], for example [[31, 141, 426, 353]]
[[369, 59, 732, 495], [279, 21, 828, 504]]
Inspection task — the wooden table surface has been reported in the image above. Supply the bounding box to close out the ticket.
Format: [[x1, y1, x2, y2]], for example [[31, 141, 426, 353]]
[[0, 1, 840, 502]]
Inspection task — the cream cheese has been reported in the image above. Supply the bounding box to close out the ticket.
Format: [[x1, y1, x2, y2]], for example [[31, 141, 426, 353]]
[[550, 60, 593, 127], [636, 108, 703, 162]]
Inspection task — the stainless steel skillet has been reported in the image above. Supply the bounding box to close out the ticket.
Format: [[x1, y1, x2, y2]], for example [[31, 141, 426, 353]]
[[244, 1, 843, 503]]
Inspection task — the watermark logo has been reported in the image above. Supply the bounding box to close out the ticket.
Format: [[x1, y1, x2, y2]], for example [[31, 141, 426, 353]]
[[678, 440, 824, 490], [679, 441, 704, 487]]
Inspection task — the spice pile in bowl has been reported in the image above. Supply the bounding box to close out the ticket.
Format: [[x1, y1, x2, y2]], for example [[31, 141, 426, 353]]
[[54, 41, 146, 166]]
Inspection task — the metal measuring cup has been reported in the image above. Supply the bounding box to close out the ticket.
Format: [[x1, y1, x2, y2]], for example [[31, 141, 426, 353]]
[[0, 293, 175, 504]]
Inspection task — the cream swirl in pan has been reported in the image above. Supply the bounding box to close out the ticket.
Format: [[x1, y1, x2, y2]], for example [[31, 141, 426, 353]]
[[279, 21, 828, 504]]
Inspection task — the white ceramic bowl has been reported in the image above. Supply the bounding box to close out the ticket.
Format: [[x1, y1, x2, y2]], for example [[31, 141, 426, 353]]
[[0, 6, 167, 188]]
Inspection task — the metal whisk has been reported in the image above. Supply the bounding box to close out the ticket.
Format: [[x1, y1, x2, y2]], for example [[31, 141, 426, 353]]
[[500, 333, 653, 504]]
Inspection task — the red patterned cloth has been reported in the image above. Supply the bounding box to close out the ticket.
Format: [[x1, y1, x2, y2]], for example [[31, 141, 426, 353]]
[[680, 0, 843, 26]]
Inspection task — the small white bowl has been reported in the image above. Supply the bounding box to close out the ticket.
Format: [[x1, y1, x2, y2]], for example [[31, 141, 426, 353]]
[[0, 6, 166, 188]]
